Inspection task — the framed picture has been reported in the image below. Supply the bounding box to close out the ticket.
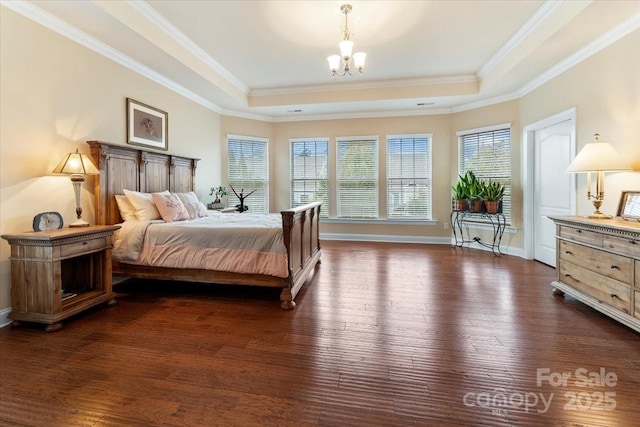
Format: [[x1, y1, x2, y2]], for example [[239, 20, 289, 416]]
[[616, 191, 640, 220], [126, 98, 168, 150]]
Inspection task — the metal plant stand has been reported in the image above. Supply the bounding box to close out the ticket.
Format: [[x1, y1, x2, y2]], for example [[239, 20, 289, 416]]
[[450, 209, 507, 255]]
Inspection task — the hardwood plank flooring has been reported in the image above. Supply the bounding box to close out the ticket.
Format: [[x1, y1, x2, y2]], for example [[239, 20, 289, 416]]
[[1, 241, 639, 426]]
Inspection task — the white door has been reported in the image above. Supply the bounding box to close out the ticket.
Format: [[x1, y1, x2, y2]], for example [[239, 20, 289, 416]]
[[533, 120, 574, 266]]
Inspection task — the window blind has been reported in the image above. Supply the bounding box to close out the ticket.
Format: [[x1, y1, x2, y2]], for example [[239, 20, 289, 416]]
[[290, 139, 329, 217], [337, 137, 378, 219], [227, 135, 269, 214], [458, 128, 511, 222], [387, 134, 432, 219]]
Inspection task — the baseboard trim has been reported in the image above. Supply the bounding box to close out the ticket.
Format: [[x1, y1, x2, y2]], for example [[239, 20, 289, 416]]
[[320, 233, 451, 245], [0, 307, 12, 328], [318, 233, 522, 257]]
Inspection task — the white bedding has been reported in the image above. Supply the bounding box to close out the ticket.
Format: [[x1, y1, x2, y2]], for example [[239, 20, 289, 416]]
[[112, 211, 289, 278]]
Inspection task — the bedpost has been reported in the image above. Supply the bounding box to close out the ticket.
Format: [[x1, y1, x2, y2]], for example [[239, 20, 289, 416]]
[[280, 201, 322, 309]]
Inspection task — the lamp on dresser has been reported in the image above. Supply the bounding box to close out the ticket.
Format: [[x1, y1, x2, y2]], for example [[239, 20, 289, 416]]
[[566, 133, 631, 218], [52, 148, 100, 227]]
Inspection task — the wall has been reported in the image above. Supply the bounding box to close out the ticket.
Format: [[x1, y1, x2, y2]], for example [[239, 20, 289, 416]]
[[0, 9, 221, 317], [520, 29, 640, 216]]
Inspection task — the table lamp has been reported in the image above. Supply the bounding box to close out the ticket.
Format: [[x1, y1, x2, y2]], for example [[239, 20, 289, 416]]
[[52, 149, 100, 227], [566, 133, 631, 218]]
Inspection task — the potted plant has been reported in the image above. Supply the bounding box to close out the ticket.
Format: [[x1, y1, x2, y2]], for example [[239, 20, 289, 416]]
[[483, 180, 504, 214], [465, 171, 485, 212], [208, 186, 228, 209], [452, 174, 469, 211]]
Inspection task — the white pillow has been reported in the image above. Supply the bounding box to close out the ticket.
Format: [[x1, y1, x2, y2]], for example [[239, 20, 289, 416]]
[[175, 192, 207, 219], [175, 191, 200, 205], [152, 192, 190, 222], [115, 195, 137, 221], [123, 189, 169, 221]]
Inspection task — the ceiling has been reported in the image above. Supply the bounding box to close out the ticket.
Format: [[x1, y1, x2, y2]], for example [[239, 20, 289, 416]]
[[7, 1, 640, 121]]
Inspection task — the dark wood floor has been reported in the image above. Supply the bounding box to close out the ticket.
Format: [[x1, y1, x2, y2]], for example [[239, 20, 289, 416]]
[[1, 241, 639, 426]]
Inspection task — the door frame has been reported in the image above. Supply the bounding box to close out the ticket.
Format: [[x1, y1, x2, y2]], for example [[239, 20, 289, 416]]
[[521, 108, 577, 260]]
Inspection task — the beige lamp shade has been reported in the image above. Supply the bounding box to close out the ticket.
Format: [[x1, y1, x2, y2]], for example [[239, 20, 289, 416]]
[[566, 134, 631, 172], [51, 149, 99, 227], [51, 149, 99, 176]]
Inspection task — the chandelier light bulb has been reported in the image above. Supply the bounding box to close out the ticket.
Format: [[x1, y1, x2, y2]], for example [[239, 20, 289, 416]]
[[328, 4, 365, 77]]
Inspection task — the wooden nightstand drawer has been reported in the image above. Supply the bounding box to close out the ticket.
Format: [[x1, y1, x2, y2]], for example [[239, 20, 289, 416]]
[[603, 234, 640, 258], [559, 225, 603, 247], [59, 236, 106, 258], [559, 261, 631, 313], [559, 240, 632, 284]]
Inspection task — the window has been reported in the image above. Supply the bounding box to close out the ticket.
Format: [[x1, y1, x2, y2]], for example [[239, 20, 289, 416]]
[[457, 125, 511, 223], [387, 134, 432, 219], [336, 136, 378, 218], [227, 135, 269, 213], [290, 138, 329, 217]]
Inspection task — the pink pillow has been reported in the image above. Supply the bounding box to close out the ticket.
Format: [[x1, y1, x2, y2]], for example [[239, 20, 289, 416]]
[[152, 192, 189, 222]]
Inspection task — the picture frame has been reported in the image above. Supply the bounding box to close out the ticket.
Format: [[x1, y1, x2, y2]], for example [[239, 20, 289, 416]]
[[126, 98, 168, 150], [616, 191, 640, 220]]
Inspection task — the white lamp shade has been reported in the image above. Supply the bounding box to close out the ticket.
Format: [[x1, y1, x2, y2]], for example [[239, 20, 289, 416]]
[[327, 55, 341, 72], [567, 141, 631, 172], [339, 39, 353, 59], [353, 52, 366, 68]]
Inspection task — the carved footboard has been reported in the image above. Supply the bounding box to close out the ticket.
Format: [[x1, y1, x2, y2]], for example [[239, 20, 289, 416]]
[[279, 202, 322, 309]]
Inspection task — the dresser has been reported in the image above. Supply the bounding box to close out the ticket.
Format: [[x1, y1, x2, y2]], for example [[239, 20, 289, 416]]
[[1, 225, 120, 332], [550, 216, 640, 333]]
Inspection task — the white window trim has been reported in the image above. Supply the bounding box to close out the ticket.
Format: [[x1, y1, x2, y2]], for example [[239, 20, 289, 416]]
[[386, 133, 433, 220], [226, 134, 270, 213], [456, 123, 511, 137], [227, 134, 269, 144], [335, 135, 380, 219]]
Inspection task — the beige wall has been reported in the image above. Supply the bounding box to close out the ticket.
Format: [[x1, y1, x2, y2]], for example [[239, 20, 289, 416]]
[[0, 9, 221, 312], [520, 29, 640, 216]]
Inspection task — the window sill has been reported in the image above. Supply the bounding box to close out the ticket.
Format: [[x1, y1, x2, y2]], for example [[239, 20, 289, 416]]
[[322, 218, 438, 226]]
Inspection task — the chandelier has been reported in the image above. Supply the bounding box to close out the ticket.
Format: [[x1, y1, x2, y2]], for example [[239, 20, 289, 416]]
[[327, 4, 366, 77]]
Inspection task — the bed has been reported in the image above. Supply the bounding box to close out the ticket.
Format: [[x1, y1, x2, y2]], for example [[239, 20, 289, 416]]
[[87, 140, 321, 309]]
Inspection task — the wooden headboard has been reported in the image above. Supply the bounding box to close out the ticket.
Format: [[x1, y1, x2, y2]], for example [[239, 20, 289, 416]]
[[87, 141, 200, 225]]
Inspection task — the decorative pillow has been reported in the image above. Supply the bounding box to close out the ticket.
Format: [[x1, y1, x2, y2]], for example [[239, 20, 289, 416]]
[[152, 192, 190, 222], [115, 195, 137, 221], [123, 189, 169, 221], [176, 192, 207, 219]]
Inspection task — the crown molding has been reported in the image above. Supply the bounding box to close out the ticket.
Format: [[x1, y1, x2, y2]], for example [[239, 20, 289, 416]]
[[518, 11, 640, 97], [250, 75, 478, 97], [451, 92, 520, 114], [127, 0, 249, 95], [3, 0, 222, 113], [478, 0, 563, 79]]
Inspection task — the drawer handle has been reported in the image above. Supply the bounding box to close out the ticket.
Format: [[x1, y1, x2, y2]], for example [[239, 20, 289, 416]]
[[610, 293, 618, 299], [564, 250, 572, 255], [630, 239, 637, 245], [83, 242, 88, 245], [610, 265, 618, 270], [576, 229, 582, 233]]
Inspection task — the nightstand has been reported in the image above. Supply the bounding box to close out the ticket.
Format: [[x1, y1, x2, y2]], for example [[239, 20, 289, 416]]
[[1, 225, 120, 332]]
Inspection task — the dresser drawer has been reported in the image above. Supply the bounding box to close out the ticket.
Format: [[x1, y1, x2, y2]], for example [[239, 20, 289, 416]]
[[559, 240, 632, 284], [58, 237, 107, 258], [602, 234, 640, 258], [559, 225, 603, 247], [559, 261, 631, 314]]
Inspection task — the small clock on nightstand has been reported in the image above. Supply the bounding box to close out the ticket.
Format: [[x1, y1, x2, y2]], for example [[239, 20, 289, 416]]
[[32, 211, 64, 232]]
